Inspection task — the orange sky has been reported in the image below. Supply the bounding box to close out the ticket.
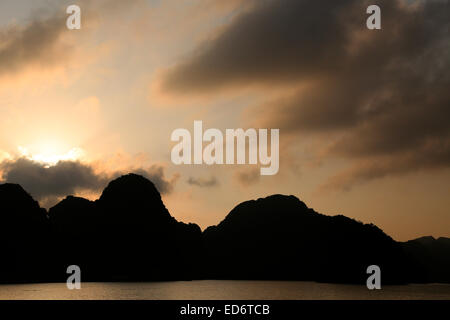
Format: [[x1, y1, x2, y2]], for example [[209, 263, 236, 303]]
[[0, 0, 449, 241]]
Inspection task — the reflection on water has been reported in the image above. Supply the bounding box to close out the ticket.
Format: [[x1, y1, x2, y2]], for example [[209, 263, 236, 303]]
[[0, 281, 449, 300]]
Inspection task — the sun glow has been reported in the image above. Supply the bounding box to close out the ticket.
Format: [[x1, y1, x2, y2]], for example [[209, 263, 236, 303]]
[[18, 145, 84, 166]]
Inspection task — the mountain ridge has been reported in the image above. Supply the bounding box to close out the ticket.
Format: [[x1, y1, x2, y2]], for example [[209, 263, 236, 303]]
[[0, 173, 448, 284]]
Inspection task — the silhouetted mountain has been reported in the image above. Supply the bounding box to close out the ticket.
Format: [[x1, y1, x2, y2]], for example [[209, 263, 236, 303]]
[[48, 196, 98, 281], [203, 194, 409, 284], [0, 175, 449, 284], [48, 174, 202, 281], [0, 184, 52, 283], [401, 236, 450, 283]]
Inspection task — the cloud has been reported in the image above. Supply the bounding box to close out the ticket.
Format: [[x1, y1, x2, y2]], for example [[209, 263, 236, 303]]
[[319, 138, 450, 192], [234, 168, 260, 187], [0, 15, 69, 75], [159, 0, 353, 93], [187, 176, 219, 187], [135, 165, 180, 194], [0, 157, 107, 199], [159, 0, 450, 189], [0, 0, 143, 76], [0, 158, 179, 205]]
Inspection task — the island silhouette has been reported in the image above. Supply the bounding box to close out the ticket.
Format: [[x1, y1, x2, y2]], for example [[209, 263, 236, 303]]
[[0, 173, 449, 284]]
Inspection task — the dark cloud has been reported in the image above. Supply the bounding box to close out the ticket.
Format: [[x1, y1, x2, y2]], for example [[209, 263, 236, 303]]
[[0, 10, 71, 75], [135, 165, 180, 194], [0, 4, 78, 74], [160, 0, 360, 93], [160, 0, 450, 189], [0, 0, 143, 76], [187, 176, 219, 187], [0, 158, 106, 199], [320, 138, 450, 192], [0, 158, 179, 205], [234, 168, 260, 187]]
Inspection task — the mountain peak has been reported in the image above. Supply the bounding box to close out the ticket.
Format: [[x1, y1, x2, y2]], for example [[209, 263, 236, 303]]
[[408, 236, 436, 245], [0, 183, 42, 213], [0, 183, 30, 197], [99, 173, 161, 202], [217, 194, 310, 227], [257, 194, 307, 208], [96, 173, 172, 224]]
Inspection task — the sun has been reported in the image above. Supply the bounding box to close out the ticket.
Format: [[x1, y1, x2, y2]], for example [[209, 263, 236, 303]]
[[18, 142, 84, 166]]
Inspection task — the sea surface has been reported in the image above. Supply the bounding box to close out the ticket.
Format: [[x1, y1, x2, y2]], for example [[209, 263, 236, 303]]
[[0, 281, 449, 300]]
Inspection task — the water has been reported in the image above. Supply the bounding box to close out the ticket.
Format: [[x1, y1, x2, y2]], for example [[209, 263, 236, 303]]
[[0, 281, 449, 300]]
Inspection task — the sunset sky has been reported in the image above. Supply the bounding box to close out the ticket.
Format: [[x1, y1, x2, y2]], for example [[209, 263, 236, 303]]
[[0, 0, 448, 241]]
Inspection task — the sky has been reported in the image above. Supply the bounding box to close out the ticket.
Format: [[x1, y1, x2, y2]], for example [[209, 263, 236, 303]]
[[0, 0, 449, 241]]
